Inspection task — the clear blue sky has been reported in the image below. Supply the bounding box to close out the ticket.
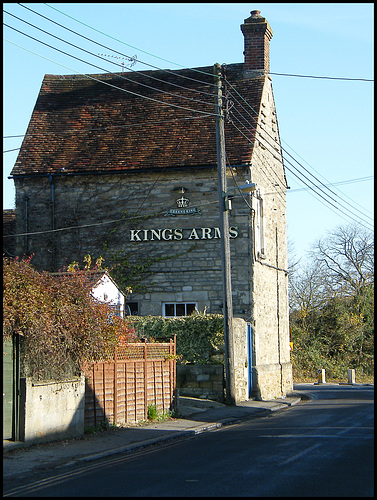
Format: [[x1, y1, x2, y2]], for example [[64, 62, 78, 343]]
[[3, 3, 374, 264]]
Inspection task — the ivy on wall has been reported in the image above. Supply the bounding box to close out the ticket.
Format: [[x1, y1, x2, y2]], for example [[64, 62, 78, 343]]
[[125, 313, 225, 365], [101, 210, 199, 295]]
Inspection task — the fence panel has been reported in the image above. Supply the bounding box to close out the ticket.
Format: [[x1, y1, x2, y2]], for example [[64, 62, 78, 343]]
[[84, 338, 176, 428]]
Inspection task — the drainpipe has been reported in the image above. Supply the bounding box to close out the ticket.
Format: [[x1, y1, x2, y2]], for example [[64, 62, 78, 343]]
[[23, 196, 29, 254], [275, 227, 284, 396], [48, 174, 56, 270]]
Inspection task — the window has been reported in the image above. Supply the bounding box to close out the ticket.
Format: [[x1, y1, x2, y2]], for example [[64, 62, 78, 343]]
[[253, 189, 265, 258], [125, 302, 139, 316], [163, 302, 197, 317]]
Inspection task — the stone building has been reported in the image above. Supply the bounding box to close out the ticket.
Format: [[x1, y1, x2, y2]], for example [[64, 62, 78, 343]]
[[9, 11, 293, 400], [3, 209, 17, 257]]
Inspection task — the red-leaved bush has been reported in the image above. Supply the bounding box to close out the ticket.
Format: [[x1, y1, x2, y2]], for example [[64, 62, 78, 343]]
[[3, 255, 135, 380]]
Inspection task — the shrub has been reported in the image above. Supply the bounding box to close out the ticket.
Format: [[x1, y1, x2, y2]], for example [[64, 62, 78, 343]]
[[125, 313, 224, 364], [290, 287, 374, 383], [3, 255, 135, 381]]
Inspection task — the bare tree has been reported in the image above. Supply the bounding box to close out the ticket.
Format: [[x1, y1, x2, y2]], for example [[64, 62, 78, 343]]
[[287, 235, 300, 276], [289, 223, 374, 377], [311, 223, 374, 297], [288, 260, 329, 315]]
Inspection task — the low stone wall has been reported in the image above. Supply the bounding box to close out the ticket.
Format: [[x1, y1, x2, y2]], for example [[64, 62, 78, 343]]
[[176, 365, 225, 402], [176, 318, 250, 404], [232, 317, 249, 403], [19, 375, 85, 444]]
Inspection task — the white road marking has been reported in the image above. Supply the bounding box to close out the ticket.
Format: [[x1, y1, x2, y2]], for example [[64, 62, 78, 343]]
[[281, 443, 322, 465]]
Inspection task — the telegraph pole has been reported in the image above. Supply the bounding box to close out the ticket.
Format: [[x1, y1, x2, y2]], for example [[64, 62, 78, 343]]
[[214, 63, 236, 405]]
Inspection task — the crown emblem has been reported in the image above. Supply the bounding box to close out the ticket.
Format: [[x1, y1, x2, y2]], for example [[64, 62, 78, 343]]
[[176, 196, 190, 208]]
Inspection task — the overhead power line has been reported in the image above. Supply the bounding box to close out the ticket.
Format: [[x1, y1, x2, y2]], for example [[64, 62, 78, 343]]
[[7, 6, 218, 96], [3, 28, 218, 118], [4, 6, 223, 237], [4, 4, 372, 231], [278, 139, 374, 218], [226, 94, 373, 229], [223, 78, 373, 227], [43, 2, 215, 79], [5, 12, 215, 111], [229, 117, 373, 231], [6, 3, 373, 113], [288, 176, 373, 192], [2, 196, 218, 239], [3, 147, 21, 153], [270, 72, 373, 82], [229, 113, 373, 230], [4, 37, 372, 231], [42, 3, 373, 83], [11, 3, 366, 84]]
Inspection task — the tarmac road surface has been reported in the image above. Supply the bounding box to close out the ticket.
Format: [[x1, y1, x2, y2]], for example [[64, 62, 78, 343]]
[[3, 384, 374, 497]]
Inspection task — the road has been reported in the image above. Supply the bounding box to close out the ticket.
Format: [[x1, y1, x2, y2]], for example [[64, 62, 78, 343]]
[[3, 384, 374, 497]]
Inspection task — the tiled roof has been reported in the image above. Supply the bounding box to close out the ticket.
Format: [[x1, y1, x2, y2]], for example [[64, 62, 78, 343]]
[[3, 209, 16, 224], [49, 269, 117, 290], [11, 63, 264, 176]]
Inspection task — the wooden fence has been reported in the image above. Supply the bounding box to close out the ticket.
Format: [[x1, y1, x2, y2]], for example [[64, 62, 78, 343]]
[[84, 337, 176, 428]]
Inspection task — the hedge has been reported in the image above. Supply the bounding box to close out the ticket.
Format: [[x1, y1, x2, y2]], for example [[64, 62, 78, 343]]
[[124, 313, 225, 364]]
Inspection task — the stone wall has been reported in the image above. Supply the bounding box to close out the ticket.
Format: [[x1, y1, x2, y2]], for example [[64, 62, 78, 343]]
[[231, 317, 249, 402], [19, 375, 85, 444], [14, 168, 253, 318], [176, 364, 225, 402], [12, 77, 293, 401], [246, 78, 293, 399], [176, 318, 253, 404]]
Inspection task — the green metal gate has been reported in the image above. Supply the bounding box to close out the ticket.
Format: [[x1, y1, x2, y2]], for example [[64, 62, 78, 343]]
[[3, 335, 20, 440]]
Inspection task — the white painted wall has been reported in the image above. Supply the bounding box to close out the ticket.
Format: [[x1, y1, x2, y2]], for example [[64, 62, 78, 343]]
[[91, 273, 125, 318]]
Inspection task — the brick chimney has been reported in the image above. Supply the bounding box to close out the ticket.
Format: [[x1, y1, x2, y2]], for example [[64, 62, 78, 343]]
[[240, 10, 273, 77]]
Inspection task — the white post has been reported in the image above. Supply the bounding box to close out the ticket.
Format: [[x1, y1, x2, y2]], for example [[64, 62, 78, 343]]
[[317, 369, 326, 384], [348, 369, 356, 384]]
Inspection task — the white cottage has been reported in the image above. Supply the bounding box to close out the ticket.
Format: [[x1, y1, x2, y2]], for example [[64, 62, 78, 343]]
[[90, 270, 128, 318]]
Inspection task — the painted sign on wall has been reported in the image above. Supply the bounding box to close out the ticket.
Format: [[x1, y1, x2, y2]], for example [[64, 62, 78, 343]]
[[130, 227, 239, 242]]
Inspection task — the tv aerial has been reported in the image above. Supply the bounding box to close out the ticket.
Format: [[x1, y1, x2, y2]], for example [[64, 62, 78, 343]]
[[98, 53, 137, 72]]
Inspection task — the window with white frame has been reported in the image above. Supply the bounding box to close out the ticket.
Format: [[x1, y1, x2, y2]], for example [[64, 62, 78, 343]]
[[163, 302, 197, 317], [252, 188, 265, 258]]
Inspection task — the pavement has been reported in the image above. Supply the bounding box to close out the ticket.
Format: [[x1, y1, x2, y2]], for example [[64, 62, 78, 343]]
[[3, 393, 303, 480]]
